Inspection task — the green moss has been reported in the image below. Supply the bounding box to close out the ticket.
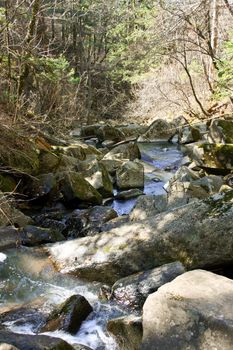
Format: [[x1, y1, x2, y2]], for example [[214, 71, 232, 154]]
[[0, 175, 16, 192], [217, 120, 233, 143]]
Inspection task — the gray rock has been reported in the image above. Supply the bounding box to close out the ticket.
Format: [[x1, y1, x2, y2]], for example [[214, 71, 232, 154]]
[[47, 191, 233, 284], [208, 119, 233, 144], [117, 124, 147, 138], [96, 124, 125, 142], [84, 161, 113, 197], [141, 270, 233, 350], [59, 171, 102, 205], [129, 194, 167, 221], [107, 315, 142, 350], [103, 142, 141, 161], [111, 262, 185, 309], [116, 161, 144, 190], [63, 142, 102, 161], [40, 294, 93, 335], [100, 215, 129, 232], [80, 124, 102, 138], [115, 189, 144, 200], [99, 159, 125, 175], [178, 125, 201, 144], [138, 119, 175, 142], [0, 330, 75, 350]]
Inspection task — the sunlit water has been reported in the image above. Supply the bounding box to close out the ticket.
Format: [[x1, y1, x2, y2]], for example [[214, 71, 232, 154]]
[[0, 142, 184, 349]]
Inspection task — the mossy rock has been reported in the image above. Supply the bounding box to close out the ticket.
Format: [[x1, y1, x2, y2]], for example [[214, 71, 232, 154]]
[[0, 126, 39, 175], [209, 119, 233, 144], [0, 175, 16, 193], [188, 142, 233, 170], [59, 171, 103, 205]]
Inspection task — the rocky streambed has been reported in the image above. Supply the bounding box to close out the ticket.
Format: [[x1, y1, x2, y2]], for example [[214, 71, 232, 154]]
[[1, 117, 233, 349]]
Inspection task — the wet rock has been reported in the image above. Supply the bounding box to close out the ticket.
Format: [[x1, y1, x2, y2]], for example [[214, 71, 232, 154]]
[[40, 294, 93, 334], [138, 119, 175, 142], [20, 225, 65, 246], [33, 211, 66, 235], [186, 142, 233, 171], [73, 346, 93, 350], [96, 124, 125, 143], [141, 270, 233, 350], [48, 191, 233, 283], [116, 161, 144, 190], [107, 315, 142, 350], [0, 330, 75, 350], [0, 226, 21, 250], [129, 194, 167, 221], [59, 171, 102, 206], [103, 142, 141, 161], [115, 189, 144, 200], [64, 206, 117, 238], [84, 161, 113, 197], [0, 298, 48, 332], [111, 262, 185, 309], [208, 119, 233, 144]]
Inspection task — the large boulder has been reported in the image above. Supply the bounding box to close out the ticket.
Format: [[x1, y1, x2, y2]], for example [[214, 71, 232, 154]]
[[40, 294, 93, 334], [96, 124, 125, 143], [103, 142, 141, 161], [47, 191, 233, 284], [0, 330, 75, 350], [178, 125, 201, 144], [116, 161, 144, 190], [166, 166, 223, 209], [111, 262, 185, 309], [138, 119, 175, 142], [59, 171, 102, 206], [186, 143, 233, 171], [107, 315, 142, 350], [84, 161, 113, 197], [208, 119, 233, 144], [141, 270, 233, 350], [129, 194, 167, 221]]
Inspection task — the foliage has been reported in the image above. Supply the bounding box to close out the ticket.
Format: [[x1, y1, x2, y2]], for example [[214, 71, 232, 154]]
[[215, 40, 233, 99]]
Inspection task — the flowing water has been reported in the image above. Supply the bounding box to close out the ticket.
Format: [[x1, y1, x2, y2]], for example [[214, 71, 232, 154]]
[[0, 142, 184, 349]]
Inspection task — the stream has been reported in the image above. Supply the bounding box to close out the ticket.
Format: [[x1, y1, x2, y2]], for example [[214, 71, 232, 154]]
[[0, 142, 184, 349]]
